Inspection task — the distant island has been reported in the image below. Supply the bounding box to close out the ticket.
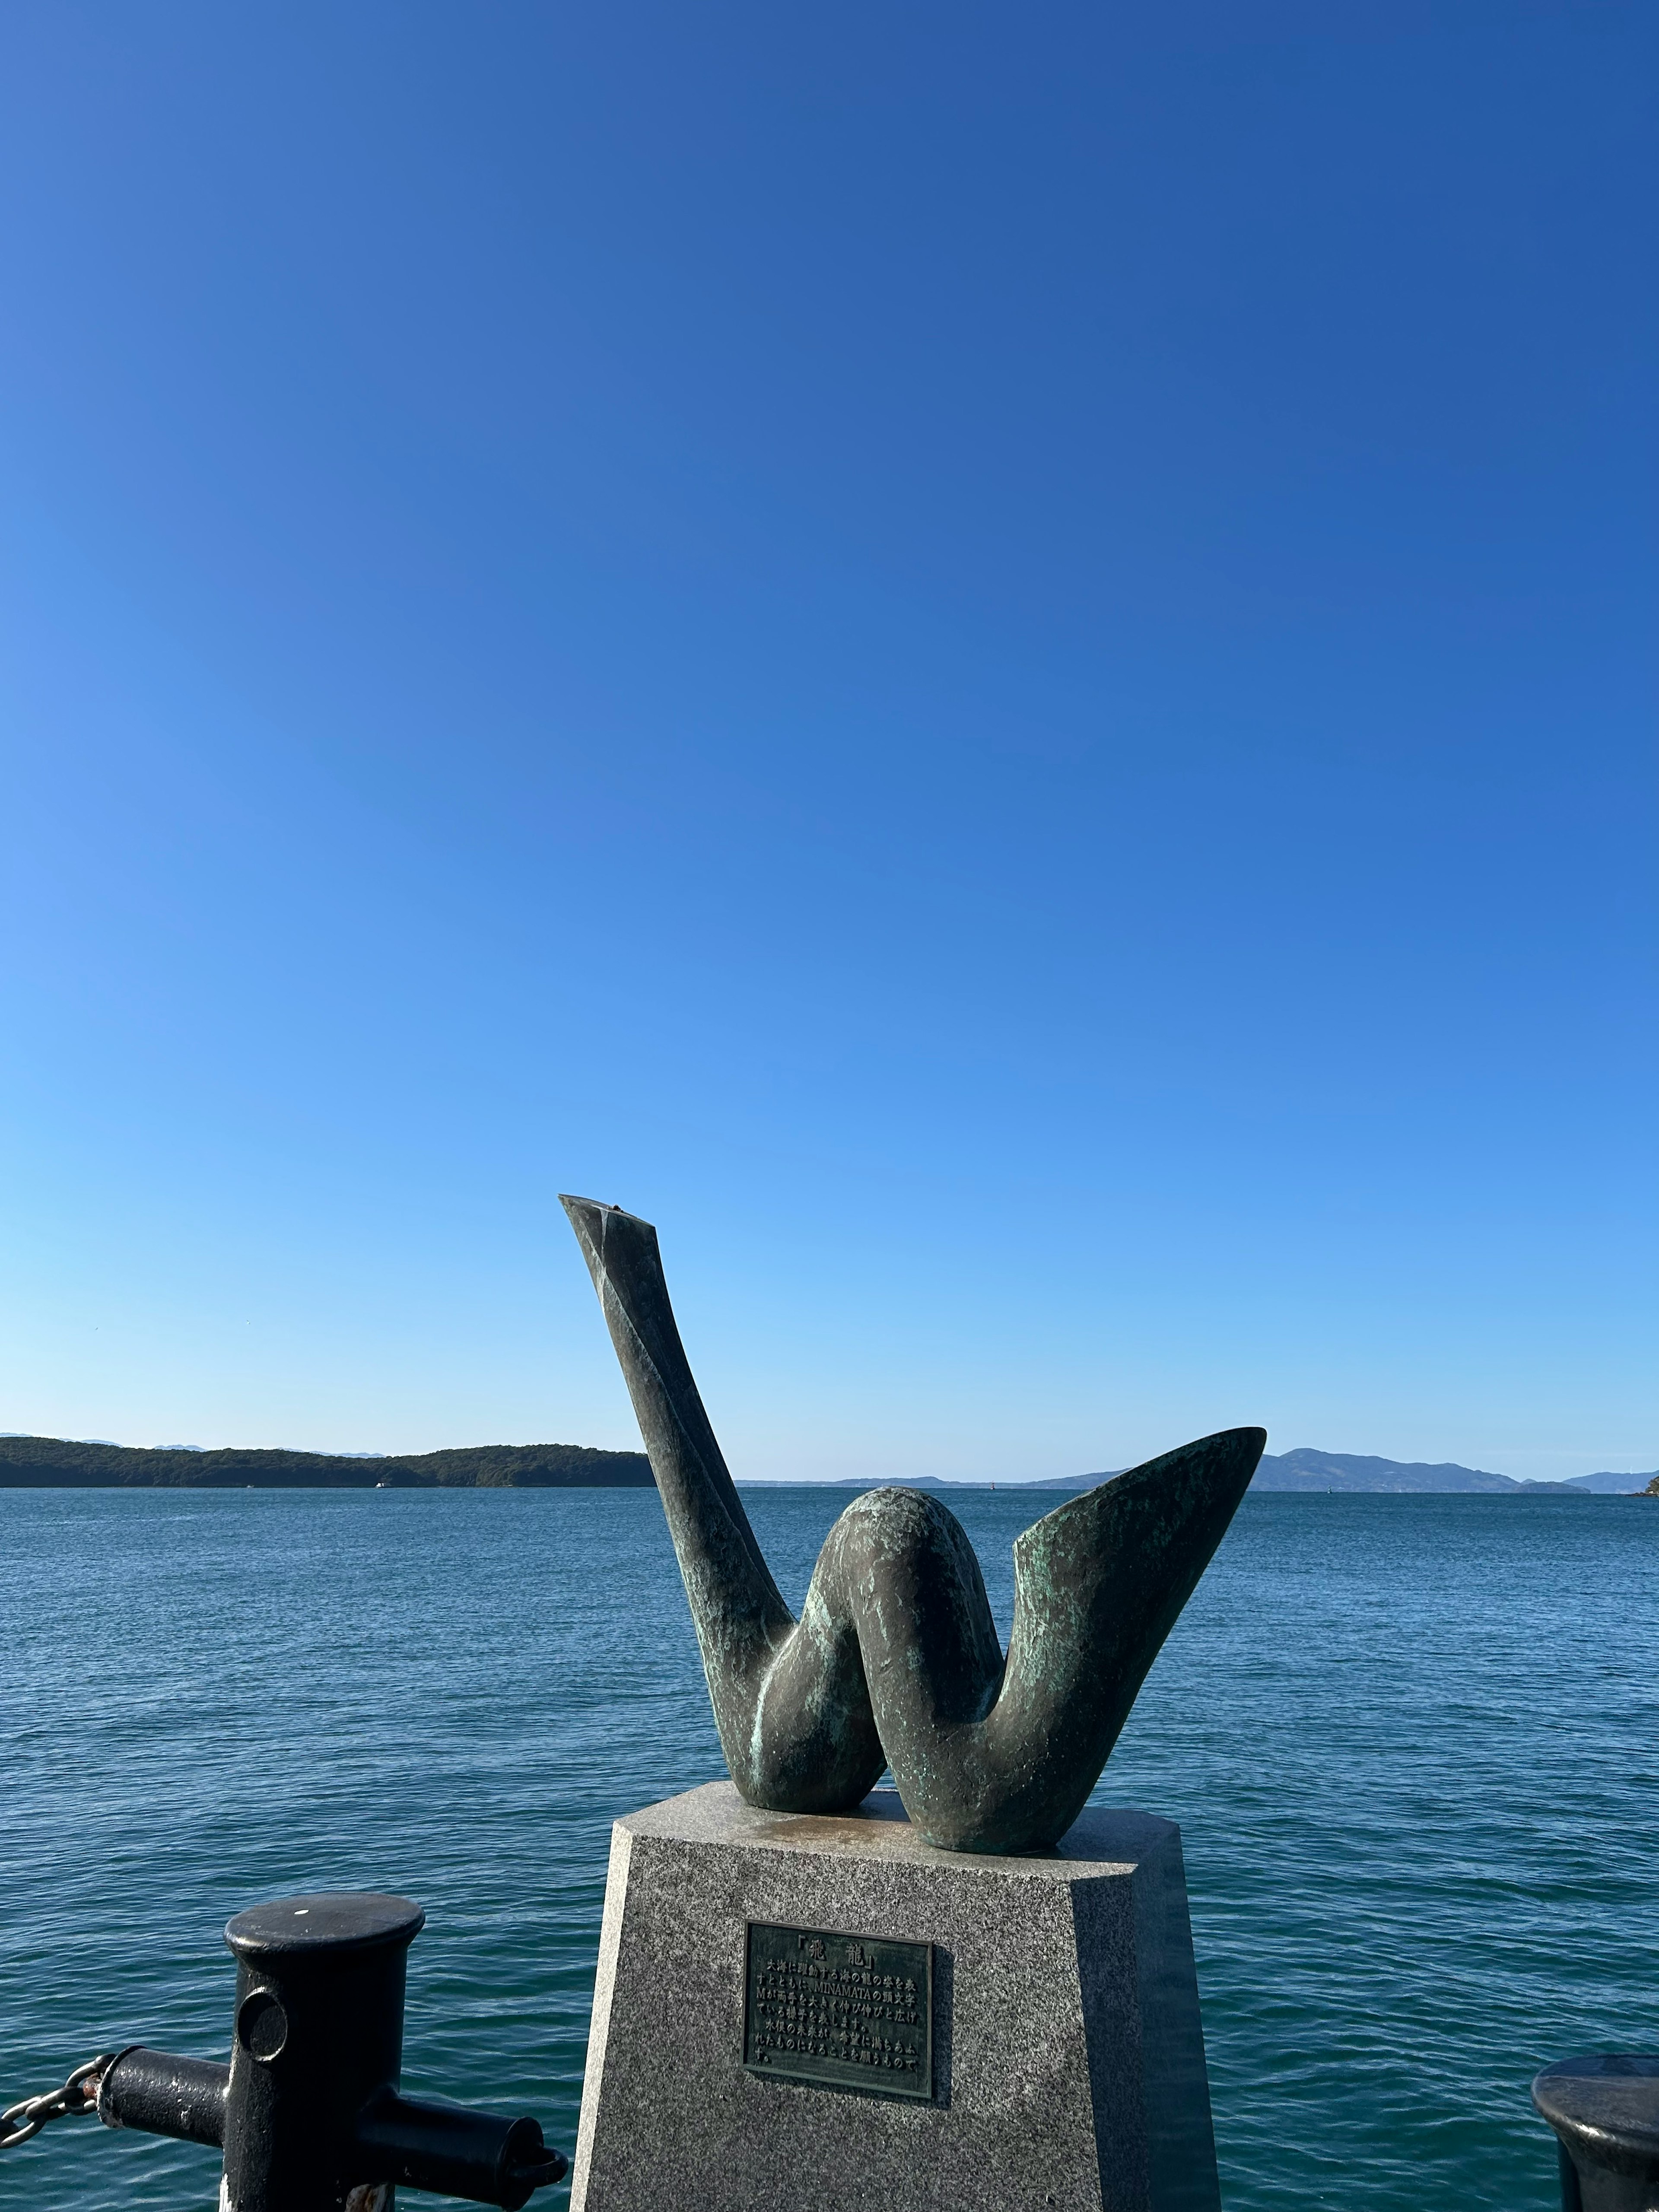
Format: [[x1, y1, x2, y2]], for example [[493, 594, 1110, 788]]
[[3, 1434, 1652, 1495], [0, 1435, 652, 1488]]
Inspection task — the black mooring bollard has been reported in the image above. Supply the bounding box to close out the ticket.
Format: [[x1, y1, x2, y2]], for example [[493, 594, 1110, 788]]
[[1533, 2056, 1659, 2212], [97, 1892, 566, 2212]]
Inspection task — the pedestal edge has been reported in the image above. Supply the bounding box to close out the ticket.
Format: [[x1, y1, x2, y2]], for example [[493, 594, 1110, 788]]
[[611, 1778, 1178, 1878]]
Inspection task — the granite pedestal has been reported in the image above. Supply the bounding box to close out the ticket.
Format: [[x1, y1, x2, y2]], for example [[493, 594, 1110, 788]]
[[571, 1782, 1220, 2212]]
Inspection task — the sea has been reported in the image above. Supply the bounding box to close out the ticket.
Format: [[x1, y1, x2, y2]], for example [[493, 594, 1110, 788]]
[[8, 1486, 1656, 2212]]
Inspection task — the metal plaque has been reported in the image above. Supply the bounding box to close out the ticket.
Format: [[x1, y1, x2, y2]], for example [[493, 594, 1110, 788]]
[[744, 1921, 933, 2101]]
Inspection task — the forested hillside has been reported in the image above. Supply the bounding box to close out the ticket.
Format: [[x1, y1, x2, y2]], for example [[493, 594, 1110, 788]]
[[0, 1435, 653, 1488]]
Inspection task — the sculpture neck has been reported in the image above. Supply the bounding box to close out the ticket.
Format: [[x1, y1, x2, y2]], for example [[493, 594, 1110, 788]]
[[560, 1198, 792, 1700]]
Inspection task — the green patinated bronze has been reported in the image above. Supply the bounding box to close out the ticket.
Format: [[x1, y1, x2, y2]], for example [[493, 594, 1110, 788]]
[[562, 1196, 1264, 1854]]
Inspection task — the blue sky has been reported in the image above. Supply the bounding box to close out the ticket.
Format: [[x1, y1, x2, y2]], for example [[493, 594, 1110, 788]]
[[2, 3, 1652, 1481]]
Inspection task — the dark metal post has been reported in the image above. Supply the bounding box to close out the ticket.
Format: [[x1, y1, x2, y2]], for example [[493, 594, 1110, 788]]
[[1533, 2056, 1659, 2212], [98, 1891, 564, 2212]]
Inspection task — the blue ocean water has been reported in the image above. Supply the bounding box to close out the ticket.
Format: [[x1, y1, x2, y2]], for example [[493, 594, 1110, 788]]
[[7, 1486, 1656, 2211]]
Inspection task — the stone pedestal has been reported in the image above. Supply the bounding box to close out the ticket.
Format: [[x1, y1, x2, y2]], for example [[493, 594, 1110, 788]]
[[571, 1781, 1220, 2212]]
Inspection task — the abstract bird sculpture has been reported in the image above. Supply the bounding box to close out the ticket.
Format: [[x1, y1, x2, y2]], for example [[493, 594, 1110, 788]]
[[563, 1196, 1264, 1854]]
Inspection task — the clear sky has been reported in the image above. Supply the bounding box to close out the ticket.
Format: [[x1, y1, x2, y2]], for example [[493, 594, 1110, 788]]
[[1, 3, 1652, 1482]]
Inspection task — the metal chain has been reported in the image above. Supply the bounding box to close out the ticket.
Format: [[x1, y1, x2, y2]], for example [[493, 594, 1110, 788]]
[[1, 2056, 114, 2150]]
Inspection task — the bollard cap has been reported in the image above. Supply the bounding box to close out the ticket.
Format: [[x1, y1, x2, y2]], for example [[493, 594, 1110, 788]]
[[226, 1893, 426, 1963], [1533, 2056, 1659, 2179]]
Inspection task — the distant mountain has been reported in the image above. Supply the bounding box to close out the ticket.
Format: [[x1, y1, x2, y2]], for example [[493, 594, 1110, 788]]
[[1249, 1449, 1656, 1495], [763, 1453, 1656, 1496], [0, 1435, 653, 1489], [8, 1433, 1650, 1497]]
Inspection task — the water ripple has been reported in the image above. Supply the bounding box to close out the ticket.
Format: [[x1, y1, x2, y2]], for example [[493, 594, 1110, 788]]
[[6, 1487, 1653, 2212]]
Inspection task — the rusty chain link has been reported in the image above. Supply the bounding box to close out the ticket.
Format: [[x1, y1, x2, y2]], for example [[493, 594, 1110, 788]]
[[1, 2056, 115, 2150]]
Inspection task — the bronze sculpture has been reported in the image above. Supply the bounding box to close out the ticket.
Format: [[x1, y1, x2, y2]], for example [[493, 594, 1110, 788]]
[[563, 1195, 1263, 1853]]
